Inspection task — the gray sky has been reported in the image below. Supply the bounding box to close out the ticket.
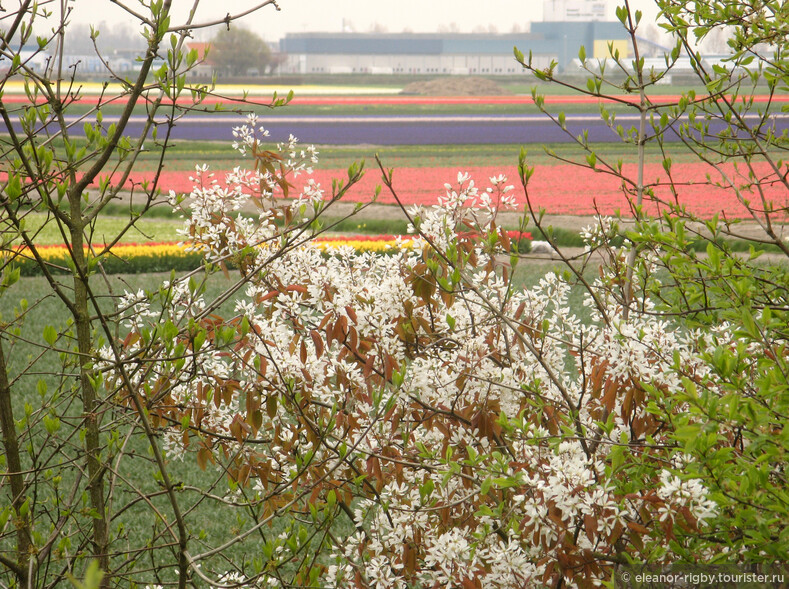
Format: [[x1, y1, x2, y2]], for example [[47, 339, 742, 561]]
[[66, 0, 662, 42]]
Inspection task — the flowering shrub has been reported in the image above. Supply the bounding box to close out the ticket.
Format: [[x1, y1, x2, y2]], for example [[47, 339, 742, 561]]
[[4, 2, 788, 587], [100, 119, 755, 587]]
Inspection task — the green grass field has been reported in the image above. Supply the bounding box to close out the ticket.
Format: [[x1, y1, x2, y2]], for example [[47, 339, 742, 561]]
[[122, 139, 711, 175]]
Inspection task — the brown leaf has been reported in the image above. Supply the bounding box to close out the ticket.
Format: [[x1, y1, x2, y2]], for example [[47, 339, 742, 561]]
[[347, 327, 358, 354], [345, 305, 358, 324], [584, 514, 598, 544], [310, 330, 324, 359], [197, 446, 211, 470], [237, 463, 251, 486], [403, 543, 417, 574], [229, 418, 244, 443], [626, 520, 650, 535], [249, 409, 263, 434], [602, 379, 618, 414], [384, 354, 395, 381], [499, 227, 511, 251], [258, 290, 279, 303], [363, 354, 374, 380]]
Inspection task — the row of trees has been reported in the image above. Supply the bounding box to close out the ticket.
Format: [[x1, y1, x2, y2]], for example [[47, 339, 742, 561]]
[[1, 0, 787, 587]]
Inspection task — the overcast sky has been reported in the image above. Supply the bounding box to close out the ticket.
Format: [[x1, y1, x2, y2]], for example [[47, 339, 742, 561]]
[[65, 0, 662, 42]]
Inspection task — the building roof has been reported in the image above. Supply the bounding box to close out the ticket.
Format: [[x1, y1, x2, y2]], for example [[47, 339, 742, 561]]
[[186, 41, 214, 65]]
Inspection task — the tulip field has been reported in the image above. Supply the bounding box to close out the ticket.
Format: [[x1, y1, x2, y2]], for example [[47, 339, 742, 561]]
[[4, 82, 785, 220], [14, 230, 535, 276], [99, 159, 785, 220]]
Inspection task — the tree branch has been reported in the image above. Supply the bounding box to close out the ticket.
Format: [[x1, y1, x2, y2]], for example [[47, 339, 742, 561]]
[[166, 0, 281, 32]]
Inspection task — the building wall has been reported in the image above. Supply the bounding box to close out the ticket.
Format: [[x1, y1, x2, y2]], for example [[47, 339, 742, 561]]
[[283, 52, 551, 75], [278, 27, 625, 75], [531, 21, 628, 66], [593, 39, 629, 59]]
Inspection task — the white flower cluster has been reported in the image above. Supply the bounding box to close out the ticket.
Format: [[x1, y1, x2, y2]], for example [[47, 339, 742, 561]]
[[171, 117, 321, 265], [406, 172, 518, 252], [107, 162, 725, 588], [231, 113, 271, 156], [657, 470, 718, 525]]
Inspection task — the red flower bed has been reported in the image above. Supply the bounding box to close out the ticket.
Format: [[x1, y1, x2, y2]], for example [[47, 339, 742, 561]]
[[105, 162, 787, 220], [4, 93, 788, 107]]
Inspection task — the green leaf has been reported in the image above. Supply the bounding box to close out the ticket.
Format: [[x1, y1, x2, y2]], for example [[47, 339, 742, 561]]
[[5, 174, 22, 201], [513, 46, 524, 63], [674, 424, 701, 444], [43, 325, 57, 346], [44, 415, 61, 435], [419, 479, 434, 502], [586, 78, 596, 93], [610, 445, 624, 473], [327, 489, 336, 509], [67, 560, 105, 589], [492, 476, 517, 488], [740, 308, 760, 340]]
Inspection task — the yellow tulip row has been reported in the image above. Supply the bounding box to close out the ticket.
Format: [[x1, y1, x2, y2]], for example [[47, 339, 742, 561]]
[[11, 237, 418, 276]]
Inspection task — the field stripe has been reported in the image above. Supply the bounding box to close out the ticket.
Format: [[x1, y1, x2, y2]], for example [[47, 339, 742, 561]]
[[59, 113, 789, 125], [4, 93, 789, 107], [96, 162, 787, 220]]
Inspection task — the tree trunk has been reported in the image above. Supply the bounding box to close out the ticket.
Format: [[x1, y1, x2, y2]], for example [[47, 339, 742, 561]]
[[70, 219, 110, 586], [0, 339, 30, 585]]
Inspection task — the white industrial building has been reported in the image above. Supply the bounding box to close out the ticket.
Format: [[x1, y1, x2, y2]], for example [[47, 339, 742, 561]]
[[278, 20, 629, 76]]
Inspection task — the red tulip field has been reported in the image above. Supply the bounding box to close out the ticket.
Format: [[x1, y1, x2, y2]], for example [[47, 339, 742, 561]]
[[104, 159, 786, 219]]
